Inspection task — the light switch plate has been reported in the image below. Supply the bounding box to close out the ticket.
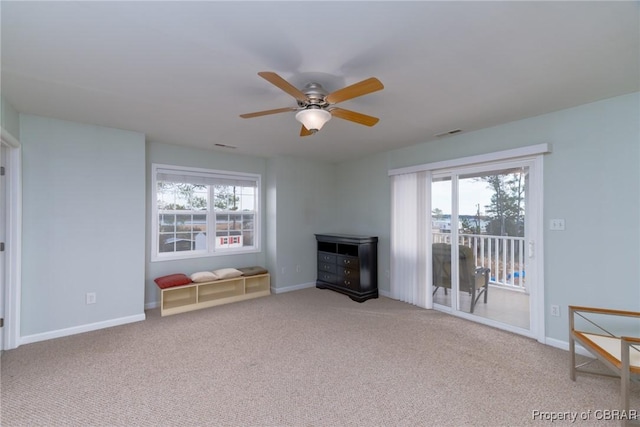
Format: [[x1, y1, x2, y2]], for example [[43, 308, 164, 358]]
[[550, 219, 565, 230]]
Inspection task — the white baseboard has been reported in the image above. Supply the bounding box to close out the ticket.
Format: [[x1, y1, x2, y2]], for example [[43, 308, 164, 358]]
[[379, 289, 391, 298], [145, 301, 160, 310], [272, 282, 316, 294], [544, 336, 594, 358], [19, 313, 146, 346]]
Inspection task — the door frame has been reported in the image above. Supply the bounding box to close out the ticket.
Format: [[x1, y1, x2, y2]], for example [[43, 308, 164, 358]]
[[431, 157, 543, 340], [389, 143, 549, 343], [1, 127, 22, 350]]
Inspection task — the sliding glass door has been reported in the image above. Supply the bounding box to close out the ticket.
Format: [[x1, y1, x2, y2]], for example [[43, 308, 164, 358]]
[[431, 160, 539, 334]]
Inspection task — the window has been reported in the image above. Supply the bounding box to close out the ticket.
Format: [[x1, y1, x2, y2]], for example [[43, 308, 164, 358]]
[[152, 164, 260, 261]]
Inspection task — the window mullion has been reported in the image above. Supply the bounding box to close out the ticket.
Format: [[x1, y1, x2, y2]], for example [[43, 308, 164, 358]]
[[208, 185, 215, 253]]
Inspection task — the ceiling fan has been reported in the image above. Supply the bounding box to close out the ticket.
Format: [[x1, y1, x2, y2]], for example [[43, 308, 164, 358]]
[[240, 72, 384, 136]]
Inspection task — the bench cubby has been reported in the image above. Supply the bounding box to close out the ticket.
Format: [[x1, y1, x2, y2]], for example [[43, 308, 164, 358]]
[[160, 273, 270, 316]]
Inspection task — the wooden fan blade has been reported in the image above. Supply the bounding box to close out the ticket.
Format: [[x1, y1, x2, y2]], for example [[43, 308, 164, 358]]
[[240, 107, 295, 119], [300, 125, 314, 137], [258, 71, 308, 102], [330, 107, 380, 127], [325, 77, 384, 104]]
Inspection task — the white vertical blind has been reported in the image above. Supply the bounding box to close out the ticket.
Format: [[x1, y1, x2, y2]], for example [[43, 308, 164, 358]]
[[417, 171, 431, 308], [390, 171, 432, 308]]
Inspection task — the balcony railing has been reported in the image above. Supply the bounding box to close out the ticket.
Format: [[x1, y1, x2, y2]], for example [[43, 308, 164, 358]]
[[433, 232, 526, 291]]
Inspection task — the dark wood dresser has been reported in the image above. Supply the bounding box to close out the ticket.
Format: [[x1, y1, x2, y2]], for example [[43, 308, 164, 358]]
[[315, 234, 378, 302]]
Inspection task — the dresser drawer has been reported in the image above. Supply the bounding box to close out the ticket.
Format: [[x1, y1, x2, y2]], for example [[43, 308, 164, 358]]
[[318, 271, 337, 284], [318, 262, 337, 274], [318, 252, 337, 264], [338, 267, 360, 279], [339, 277, 360, 291], [337, 255, 359, 269]]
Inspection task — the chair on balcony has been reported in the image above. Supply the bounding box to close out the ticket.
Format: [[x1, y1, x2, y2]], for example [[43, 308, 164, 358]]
[[432, 243, 490, 313]]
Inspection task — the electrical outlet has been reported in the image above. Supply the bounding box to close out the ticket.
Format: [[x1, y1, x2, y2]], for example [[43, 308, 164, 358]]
[[551, 305, 560, 317], [86, 292, 97, 305], [550, 219, 565, 230]]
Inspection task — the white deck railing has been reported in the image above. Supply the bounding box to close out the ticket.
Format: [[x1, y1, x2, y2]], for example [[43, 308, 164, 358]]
[[433, 232, 526, 291]]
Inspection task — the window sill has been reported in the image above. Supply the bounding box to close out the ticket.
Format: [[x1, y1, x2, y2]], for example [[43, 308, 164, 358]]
[[151, 248, 261, 263]]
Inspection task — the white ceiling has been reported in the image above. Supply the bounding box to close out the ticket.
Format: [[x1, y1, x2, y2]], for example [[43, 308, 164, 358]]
[[2, 1, 639, 163]]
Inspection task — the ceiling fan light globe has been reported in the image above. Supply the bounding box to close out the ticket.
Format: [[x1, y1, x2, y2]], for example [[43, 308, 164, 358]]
[[295, 109, 331, 132]]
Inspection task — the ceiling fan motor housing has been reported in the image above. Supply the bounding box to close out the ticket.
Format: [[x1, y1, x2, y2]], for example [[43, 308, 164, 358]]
[[299, 83, 329, 108]]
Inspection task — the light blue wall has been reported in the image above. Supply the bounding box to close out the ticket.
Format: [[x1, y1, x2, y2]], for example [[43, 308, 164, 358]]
[[145, 142, 268, 306], [334, 92, 640, 341], [20, 115, 146, 336], [1, 97, 20, 139], [333, 154, 393, 292], [266, 156, 337, 290]]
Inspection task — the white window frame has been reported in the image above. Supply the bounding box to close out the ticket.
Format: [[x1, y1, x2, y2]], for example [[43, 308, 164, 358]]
[[151, 163, 260, 262]]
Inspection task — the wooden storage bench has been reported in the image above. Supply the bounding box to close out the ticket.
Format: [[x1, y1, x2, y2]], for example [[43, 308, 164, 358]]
[[160, 273, 270, 316]]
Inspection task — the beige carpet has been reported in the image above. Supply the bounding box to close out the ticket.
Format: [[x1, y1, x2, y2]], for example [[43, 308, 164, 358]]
[[1, 288, 638, 426]]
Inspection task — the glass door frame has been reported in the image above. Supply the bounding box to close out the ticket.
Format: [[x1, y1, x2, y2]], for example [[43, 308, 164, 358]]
[[430, 156, 544, 342]]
